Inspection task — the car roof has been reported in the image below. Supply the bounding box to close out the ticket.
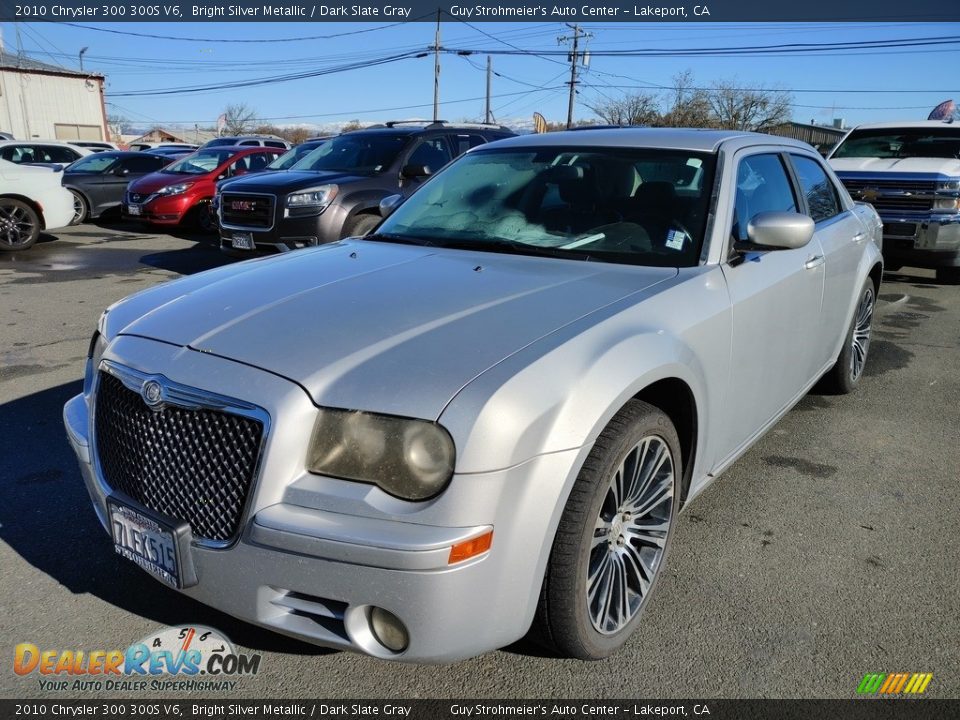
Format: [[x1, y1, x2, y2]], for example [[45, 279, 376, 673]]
[[846, 120, 960, 131], [480, 128, 813, 153]]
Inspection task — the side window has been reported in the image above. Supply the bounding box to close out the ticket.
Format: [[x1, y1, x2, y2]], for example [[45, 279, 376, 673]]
[[453, 134, 487, 155], [732, 154, 797, 243], [264, 141, 286, 149], [123, 155, 166, 172], [239, 140, 259, 146], [406, 137, 452, 172], [43, 146, 80, 163], [227, 156, 250, 175], [791, 154, 842, 223]]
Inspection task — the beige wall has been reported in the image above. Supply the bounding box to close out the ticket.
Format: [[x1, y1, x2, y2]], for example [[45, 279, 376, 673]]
[[0, 70, 106, 140]]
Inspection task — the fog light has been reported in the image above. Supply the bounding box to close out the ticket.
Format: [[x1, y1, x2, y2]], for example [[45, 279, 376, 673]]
[[370, 607, 408, 653]]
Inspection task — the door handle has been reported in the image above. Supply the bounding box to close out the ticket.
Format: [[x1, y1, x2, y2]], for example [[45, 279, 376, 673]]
[[805, 255, 825, 270]]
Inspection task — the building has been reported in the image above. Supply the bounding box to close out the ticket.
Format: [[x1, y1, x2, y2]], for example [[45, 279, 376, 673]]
[[126, 127, 219, 146], [0, 49, 108, 141], [763, 121, 848, 155]]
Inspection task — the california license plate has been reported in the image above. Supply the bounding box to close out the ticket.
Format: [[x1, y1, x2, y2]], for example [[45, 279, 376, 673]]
[[107, 498, 182, 588], [231, 232, 254, 250], [127, 204, 141, 216]]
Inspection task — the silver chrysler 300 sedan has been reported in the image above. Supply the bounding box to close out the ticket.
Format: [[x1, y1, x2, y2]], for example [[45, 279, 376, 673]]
[[64, 129, 883, 662]]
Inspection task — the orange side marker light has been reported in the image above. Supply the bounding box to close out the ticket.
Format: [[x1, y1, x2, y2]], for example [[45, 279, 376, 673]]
[[448, 530, 493, 564]]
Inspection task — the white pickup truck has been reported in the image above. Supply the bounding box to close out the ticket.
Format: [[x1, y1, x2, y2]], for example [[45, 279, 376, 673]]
[[0, 158, 75, 251], [828, 119, 960, 283]]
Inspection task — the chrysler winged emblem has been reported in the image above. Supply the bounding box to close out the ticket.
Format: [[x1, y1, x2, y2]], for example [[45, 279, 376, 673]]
[[141, 379, 164, 408]]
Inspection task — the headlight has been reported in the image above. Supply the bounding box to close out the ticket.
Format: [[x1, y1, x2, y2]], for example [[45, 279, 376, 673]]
[[83, 331, 108, 396], [157, 183, 193, 196], [306, 408, 455, 501], [286, 185, 338, 209], [936, 180, 960, 192], [934, 197, 960, 211]]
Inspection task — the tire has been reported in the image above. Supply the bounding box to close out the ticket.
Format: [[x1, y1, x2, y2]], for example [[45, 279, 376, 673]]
[[341, 212, 380, 239], [69, 189, 88, 225], [935, 267, 960, 285], [883, 264, 902, 273], [531, 399, 682, 660], [822, 278, 875, 394], [0, 198, 41, 252], [188, 200, 216, 234]]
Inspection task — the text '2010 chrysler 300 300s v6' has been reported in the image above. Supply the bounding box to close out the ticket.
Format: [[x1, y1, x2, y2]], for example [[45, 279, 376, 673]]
[[65, 129, 882, 663]]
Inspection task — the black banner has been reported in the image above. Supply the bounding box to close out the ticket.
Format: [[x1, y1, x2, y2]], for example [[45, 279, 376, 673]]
[[2, 700, 960, 720], [4, 0, 960, 23]]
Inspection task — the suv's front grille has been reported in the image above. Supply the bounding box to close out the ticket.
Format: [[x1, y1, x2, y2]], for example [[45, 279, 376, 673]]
[[93, 371, 264, 543], [221, 193, 274, 228]]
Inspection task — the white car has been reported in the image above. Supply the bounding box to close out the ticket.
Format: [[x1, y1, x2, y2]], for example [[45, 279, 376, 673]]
[[0, 159, 75, 251], [0, 140, 92, 168]]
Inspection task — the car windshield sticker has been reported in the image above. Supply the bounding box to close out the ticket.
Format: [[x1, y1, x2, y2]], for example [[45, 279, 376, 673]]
[[665, 229, 687, 250]]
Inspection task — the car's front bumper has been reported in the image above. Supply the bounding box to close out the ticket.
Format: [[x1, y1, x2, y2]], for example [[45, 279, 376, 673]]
[[218, 203, 349, 254], [122, 193, 194, 225], [63, 335, 576, 663], [880, 213, 960, 268]]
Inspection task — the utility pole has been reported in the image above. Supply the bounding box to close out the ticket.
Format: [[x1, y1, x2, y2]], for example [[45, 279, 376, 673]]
[[433, 10, 441, 122], [79, 47, 89, 73], [558, 24, 591, 129], [485, 56, 492, 124]]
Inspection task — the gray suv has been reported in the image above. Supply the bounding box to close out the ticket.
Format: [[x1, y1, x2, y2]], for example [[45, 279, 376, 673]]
[[217, 121, 514, 255]]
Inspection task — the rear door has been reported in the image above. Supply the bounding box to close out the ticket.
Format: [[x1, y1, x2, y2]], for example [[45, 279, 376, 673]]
[[715, 150, 825, 466], [787, 152, 866, 367]]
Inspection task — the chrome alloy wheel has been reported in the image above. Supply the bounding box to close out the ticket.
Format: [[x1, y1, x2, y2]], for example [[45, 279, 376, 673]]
[[850, 286, 875, 382], [587, 436, 675, 635], [70, 191, 85, 225], [0, 202, 36, 249]]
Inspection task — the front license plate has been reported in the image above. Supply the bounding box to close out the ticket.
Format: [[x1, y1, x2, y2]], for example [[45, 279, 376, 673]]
[[127, 204, 141, 216], [232, 232, 254, 250], [107, 499, 182, 588]]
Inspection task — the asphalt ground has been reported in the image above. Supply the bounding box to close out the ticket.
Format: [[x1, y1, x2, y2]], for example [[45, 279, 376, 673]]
[[1, 221, 958, 700]]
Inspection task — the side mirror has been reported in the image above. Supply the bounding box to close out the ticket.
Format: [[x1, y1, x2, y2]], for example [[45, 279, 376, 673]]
[[113, 167, 129, 177], [401, 164, 432, 179], [737, 211, 814, 251], [379, 194, 403, 218], [216, 173, 226, 181]]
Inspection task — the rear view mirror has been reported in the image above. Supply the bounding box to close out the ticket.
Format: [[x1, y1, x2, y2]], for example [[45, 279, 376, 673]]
[[739, 211, 814, 251], [379, 194, 403, 218], [401, 164, 432, 179]]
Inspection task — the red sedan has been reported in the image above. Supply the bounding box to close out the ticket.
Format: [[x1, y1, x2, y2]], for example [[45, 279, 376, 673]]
[[123, 146, 281, 231]]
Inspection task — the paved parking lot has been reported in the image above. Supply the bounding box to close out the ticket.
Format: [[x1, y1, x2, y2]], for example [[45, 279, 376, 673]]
[[1, 222, 958, 699]]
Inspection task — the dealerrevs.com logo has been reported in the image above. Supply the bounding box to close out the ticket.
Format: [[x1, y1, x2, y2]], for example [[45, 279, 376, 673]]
[[14, 625, 261, 692]]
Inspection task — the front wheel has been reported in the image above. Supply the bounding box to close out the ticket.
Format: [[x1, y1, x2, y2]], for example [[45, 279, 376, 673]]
[[0, 199, 41, 252], [822, 278, 875, 394], [341, 212, 380, 239], [69, 190, 88, 225], [531, 400, 681, 660]]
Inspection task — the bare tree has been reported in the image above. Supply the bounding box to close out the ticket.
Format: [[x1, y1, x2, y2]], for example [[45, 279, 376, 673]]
[[106, 114, 131, 141], [708, 81, 792, 131], [660, 70, 714, 128], [340, 120, 364, 133], [221, 103, 258, 136], [587, 92, 661, 127]]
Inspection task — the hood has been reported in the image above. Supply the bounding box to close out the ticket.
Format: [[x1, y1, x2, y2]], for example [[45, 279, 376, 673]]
[[830, 156, 960, 177], [219, 169, 368, 193], [109, 241, 676, 419], [129, 171, 208, 194], [0, 160, 60, 181]]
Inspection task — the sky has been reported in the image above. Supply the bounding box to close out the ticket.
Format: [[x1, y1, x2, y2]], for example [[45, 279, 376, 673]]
[[3, 20, 958, 131]]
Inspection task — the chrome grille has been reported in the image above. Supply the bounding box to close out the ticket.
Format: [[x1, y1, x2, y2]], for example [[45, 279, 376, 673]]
[[94, 371, 264, 543], [840, 178, 936, 213]]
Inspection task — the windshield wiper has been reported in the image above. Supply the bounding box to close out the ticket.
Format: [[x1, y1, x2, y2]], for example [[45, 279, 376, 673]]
[[362, 233, 437, 247], [438, 237, 593, 261]]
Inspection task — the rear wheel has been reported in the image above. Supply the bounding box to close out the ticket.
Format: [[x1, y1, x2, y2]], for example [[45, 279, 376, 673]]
[[531, 400, 681, 660], [822, 278, 875, 394], [0, 199, 41, 252], [69, 190, 88, 225], [935, 267, 960, 285]]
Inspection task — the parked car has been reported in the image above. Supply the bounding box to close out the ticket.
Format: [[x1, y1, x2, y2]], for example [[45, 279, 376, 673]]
[[70, 140, 121, 153], [128, 142, 198, 152], [0, 140, 91, 169], [123, 146, 282, 231], [62, 151, 172, 224], [0, 159, 74, 251], [201, 135, 291, 150], [217, 121, 514, 254], [65, 129, 883, 662], [0, 131, 15, 140], [828, 119, 960, 283], [145, 146, 195, 160]]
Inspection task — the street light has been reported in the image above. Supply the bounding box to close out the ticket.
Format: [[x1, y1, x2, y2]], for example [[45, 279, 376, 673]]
[[79, 47, 88, 72]]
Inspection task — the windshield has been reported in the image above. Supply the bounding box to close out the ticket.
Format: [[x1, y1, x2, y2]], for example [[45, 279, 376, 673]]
[[290, 133, 407, 173], [66, 154, 118, 173], [832, 128, 960, 159], [269, 141, 326, 170], [374, 147, 716, 267], [162, 149, 237, 175]]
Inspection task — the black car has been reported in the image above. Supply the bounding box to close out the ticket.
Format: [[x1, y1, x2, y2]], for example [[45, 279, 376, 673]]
[[217, 121, 514, 255], [62, 151, 171, 224]]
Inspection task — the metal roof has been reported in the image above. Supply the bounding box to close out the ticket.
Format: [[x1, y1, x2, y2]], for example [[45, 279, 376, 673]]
[[486, 127, 812, 153], [0, 50, 102, 78], [848, 119, 959, 131]]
